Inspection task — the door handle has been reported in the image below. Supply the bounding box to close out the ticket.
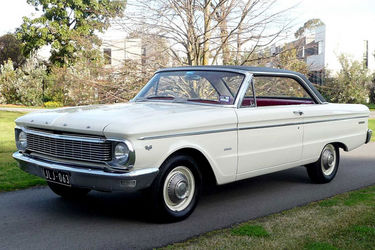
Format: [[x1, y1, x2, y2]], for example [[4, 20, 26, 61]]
[[293, 111, 304, 116]]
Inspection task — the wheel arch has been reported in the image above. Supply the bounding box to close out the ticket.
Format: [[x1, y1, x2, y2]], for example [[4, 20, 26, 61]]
[[162, 147, 218, 186], [331, 142, 348, 152]]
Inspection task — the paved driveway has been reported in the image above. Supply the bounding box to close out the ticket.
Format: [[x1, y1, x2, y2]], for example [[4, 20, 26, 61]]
[[0, 143, 374, 250]]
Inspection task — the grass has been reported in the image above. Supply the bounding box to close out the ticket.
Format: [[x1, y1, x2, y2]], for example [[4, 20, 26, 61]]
[[162, 185, 375, 249], [369, 119, 375, 142], [0, 104, 43, 109], [0, 111, 45, 191], [231, 225, 270, 237], [366, 103, 375, 111]]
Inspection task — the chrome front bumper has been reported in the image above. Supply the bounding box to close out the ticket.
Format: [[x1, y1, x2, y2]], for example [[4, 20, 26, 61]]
[[13, 152, 159, 192], [366, 129, 372, 144]]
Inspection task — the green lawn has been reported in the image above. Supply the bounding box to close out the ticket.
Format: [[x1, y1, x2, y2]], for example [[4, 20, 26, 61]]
[[163, 185, 375, 249], [369, 119, 375, 142], [0, 111, 45, 191], [367, 103, 375, 111], [0, 104, 43, 109]]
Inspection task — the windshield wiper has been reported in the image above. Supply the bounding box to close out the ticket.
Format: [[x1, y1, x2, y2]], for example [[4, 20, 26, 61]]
[[135, 95, 189, 103], [146, 95, 175, 100]]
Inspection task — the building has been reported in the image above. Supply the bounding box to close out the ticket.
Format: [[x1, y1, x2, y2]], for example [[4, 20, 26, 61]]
[[101, 38, 142, 67], [100, 35, 173, 69], [270, 24, 326, 85]]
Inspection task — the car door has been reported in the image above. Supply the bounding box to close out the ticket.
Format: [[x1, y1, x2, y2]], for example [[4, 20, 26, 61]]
[[235, 75, 316, 179]]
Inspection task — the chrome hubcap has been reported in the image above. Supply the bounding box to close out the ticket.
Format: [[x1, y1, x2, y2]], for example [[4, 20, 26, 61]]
[[321, 144, 336, 176], [167, 173, 189, 203], [163, 166, 195, 212]]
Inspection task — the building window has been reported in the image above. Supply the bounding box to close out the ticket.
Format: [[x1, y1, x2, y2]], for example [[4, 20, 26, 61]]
[[305, 42, 319, 57], [103, 48, 111, 65]]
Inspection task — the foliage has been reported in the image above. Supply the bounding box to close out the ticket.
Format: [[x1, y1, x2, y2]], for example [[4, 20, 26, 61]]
[[17, 0, 126, 65], [0, 57, 46, 106], [43, 101, 63, 108], [295, 19, 325, 39], [0, 33, 26, 68], [369, 72, 375, 103], [319, 54, 371, 103], [46, 51, 148, 105], [0, 49, 149, 106], [272, 47, 309, 75], [0, 60, 18, 104]]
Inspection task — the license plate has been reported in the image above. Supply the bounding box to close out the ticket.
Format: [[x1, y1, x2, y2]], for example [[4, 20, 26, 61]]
[[43, 168, 71, 186]]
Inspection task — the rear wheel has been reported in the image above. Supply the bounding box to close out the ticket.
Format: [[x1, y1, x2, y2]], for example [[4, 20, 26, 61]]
[[47, 182, 90, 199], [150, 154, 202, 221], [306, 143, 340, 183]]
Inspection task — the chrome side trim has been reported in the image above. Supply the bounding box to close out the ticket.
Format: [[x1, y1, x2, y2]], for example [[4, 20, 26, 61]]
[[239, 115, 369, 131], [303, 115, 369, 125], [239, 122, 301, 131], [138, 115, 369, 140], [138, 127, 237, 140]]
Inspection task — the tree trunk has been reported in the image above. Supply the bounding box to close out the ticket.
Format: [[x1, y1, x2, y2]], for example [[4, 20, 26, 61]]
[[202, 0, 212, 65]]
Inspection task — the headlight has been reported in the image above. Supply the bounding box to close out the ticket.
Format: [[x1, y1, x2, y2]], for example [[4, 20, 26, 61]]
[[108, 140, 135, 171], [16, 130, 27, 151], [114, 142, 130, 162]]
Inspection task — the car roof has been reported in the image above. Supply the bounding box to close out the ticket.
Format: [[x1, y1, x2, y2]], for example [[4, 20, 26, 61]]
[[156, 65, 327, 103], [157, 65, 298, 74]]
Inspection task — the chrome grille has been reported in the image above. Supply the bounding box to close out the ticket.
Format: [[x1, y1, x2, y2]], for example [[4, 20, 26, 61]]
[[26, 132, 112, 163]]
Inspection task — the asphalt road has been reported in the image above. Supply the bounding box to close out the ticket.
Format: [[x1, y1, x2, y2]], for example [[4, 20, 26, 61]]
[[1, 143, 375, 250]]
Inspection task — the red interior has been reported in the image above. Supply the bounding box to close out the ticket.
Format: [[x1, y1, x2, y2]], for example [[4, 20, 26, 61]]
[[188, 99, 222, 104], [242, 97, 314, 107]]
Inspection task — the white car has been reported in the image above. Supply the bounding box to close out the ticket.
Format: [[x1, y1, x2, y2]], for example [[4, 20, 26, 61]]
[[13, 66, 372, 221]]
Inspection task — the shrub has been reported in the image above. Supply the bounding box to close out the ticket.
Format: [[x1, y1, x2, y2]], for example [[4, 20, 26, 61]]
[[0, 58, 45, 106], [319, 54, 372, 104], [43, 101, 63, 108], [0, 59, 19, 104]]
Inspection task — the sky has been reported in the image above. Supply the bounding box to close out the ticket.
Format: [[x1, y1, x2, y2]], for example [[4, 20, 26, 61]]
[[278, 0, 375, 71], [1, 0, 374, 71]]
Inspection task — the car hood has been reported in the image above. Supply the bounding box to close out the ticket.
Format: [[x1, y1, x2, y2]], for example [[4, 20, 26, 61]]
[[15, 102, 237, 138]]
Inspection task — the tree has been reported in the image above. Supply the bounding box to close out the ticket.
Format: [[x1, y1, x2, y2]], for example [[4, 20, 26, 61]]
[[0, 33, 26, 68], [294, 18, 324, 39], [17, 0, 126, 65], [120, 0, 294, 66], [320, 54, 371, 104], [271, 46, 309, 75]]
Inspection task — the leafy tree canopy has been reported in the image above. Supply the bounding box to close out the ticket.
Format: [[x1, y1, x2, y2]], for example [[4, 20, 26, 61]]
[[294, 18, 324, 39], [0, 33, 26, 68], [17, 0, 126, 66], [321, 54, 371, 103]]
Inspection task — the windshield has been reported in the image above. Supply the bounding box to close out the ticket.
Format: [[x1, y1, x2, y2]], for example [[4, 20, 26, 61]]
[[134, 70, 245, 105]]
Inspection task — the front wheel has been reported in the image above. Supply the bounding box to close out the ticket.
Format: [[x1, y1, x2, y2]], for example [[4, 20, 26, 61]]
[[150, 155, 202, 222], [47, 182, 91, 199], [306, 143, 340, 183]]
